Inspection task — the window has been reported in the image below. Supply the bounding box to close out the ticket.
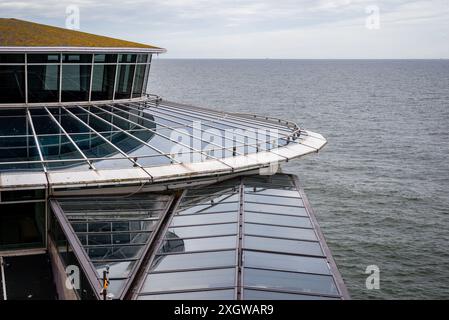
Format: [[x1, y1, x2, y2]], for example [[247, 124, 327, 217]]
[[115, 64, 135, 99], [132, 65, 146, 98], [119, 54, 136, 63], [94, 54, 117, 63], [27, 65, 60, 102], [91, 65, 116, 101], [62, 54, 92, 63], [0, 202, 45, 250], [0, 54, 25, 63], [0, 52, 152, 104], [61, 65, 91, 102], [28, 54, 60, 63], [0, 65, 26, 103]]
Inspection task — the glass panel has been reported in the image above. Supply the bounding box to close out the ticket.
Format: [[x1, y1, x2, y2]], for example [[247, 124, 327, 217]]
[[170, 212, 238, 227], [115, 64, 135, 99], [177, 202, 239, 215], [106, 279, 126, 299], [87, 245, 144, 261], [91, 64, 116, 101], [159, 236, 237, 254], [245, 212, 312, 228], [132, 65, 146, 98], [245, 236, 323, 257], [61, 64, 91, 102], [62, 54, 92, 63], [142, 60, 150, 94], [245, 203, 307, 217], [245, 193, 303, 206], [27, 65, 60, 102], [244, 251, 329, 274], [0, 202, 45, 250], [243, 289, 335, 300], [0, 189, 45, 202], [0, 65, 25, 103], [28, 54, 60, 63], [0, 54, 25, 63], [138, 289, 235, 300], [94, 260, 135, 279], [119, 54, 136, 63], [0, 136, 41, 171], [150, 250, 236, 272], [141, 268, 235, 293], [244, 188, 299, 197], [244, 223, 318, 241], [94, 54, 117, 63], [167, 223, 237, 238], [244, 268, 338, 296], [137, 54, 148, 63]]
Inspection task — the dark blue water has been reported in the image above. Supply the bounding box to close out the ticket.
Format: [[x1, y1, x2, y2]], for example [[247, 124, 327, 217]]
[[148, 59, 449, 299]]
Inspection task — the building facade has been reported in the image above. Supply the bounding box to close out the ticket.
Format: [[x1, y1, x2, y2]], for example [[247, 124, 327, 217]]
[[0, 19, 347, 300]]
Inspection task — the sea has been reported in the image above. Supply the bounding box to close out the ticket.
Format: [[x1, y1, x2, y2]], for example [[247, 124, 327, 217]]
[[148, 59, 449, 299]]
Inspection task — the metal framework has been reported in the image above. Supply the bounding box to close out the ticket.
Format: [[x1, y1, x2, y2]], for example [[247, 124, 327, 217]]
[[50, 193, 175, 300], [128, 174, 348, 300], [0, 98, 321, 173], [0, 52, 151, 108]]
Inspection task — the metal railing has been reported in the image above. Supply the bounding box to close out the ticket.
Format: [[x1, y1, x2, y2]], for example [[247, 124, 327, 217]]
[[0, 96, 309, 172]]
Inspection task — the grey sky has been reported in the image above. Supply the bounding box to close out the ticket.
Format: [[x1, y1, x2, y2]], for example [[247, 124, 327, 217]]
[[1, 0, 448, 58]]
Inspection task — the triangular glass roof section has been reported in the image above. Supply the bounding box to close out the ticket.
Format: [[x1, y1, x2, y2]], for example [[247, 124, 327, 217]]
[[51, 193, 174, 299]]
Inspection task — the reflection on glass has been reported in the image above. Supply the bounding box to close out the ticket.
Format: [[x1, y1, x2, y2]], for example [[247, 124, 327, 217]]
[[244, 268, 338, 296], [170, 212, 238, 227], [28, 65, 60, 102], [244, 250, 329, 274], [28, 54, 60, 63], [162, 235, 237, 253], [244, 223, 317, 241], [62, 54, 92, 63], [141, 268, 235, 293], [132, 65, 146, 98], [61, 65, 91, 102], [245, 202, 307, 217], [138, 289, 235, 300], [245, 236, 324, 257], [94, 261, 135, 279], [245, 212, 312, 228], [243, 289, 334, 300], [0, 65, 26, 103], [119, 54, 136, 63], [150, 250, 236, 273], [115, 65, 135, 99], [94, 54, 117, 63], [91, 65, 116, 101]]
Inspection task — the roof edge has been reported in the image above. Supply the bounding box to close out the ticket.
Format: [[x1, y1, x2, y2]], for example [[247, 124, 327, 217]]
[[0, 46, 166, 53]]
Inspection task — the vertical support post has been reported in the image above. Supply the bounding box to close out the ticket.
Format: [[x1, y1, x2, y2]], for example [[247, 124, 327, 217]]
[[88, 53, 94, 102], [0, 256, 7, 300], [102, 266, 109, 300]]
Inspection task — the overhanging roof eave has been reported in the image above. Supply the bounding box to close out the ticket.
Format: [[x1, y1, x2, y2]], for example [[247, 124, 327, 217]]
[[0, 46, 166, 53]]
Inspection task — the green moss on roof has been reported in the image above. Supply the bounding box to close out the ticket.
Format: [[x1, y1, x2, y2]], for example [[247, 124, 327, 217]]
[[0, 18, 162, 49]]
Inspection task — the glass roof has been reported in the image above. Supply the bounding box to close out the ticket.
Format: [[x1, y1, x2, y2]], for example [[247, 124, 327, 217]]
[[55, 193, 174, 299], [52, 173, 348, 300], [0, 99, 303, 174], [135, 174, 347, 300]]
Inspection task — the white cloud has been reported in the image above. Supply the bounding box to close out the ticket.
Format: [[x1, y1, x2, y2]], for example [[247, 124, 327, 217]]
[[0, 0, 448, 58]]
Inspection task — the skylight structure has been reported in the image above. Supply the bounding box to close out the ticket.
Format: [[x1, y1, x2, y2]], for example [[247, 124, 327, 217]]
[[0, 18, 346, 300]]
